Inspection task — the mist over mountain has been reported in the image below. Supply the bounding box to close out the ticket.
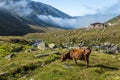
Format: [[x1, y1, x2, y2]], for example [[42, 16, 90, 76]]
[[0, 0, 74, 29], [74, 14, 117, 27]]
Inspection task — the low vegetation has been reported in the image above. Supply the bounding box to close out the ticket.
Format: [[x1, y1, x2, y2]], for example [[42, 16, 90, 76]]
[[25, 25, 120, 46], [0, 48, 120, 80], [0, 24, 120, 80]]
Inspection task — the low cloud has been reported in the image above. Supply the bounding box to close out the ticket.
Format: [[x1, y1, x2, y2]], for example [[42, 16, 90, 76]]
[[37, 14, 116, 29], [0, 0, 32, 16], [37, 15, 81, 29]]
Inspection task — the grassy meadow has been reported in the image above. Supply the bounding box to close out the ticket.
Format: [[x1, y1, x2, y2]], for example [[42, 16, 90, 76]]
[[24, 26, 120, 45], [0, 25, 120, 80], [0, 48, 120, 80]]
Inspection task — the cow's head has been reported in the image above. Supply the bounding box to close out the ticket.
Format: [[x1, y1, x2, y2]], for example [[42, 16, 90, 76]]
[[61, 55, 67, 62]]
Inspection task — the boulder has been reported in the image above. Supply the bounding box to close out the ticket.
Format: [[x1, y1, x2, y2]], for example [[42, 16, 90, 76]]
[[48, 43, 57, 49], [37, 42, 48, 50], [31, 40, 41, 47], [5, 53, 15, 60]]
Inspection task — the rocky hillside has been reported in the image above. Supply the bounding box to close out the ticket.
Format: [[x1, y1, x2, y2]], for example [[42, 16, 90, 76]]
[[25, 23, 120, 46], [106, 15, 120, 26]]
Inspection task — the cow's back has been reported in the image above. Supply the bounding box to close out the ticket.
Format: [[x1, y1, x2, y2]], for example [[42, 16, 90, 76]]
[[69, 49, 85, 60]]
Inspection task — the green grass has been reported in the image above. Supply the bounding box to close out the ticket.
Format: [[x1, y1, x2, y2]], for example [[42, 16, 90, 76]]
[[0, 48, 120, 80], [0, 22, 120, 80], [17, 51, 120, 80], [24, 25, 120, 46]]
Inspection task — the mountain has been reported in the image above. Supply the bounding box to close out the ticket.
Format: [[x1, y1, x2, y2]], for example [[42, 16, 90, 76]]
[[0, 0, 73, 35], [0, 0, 72, 28], [29, 1, 71, 18], [0, 10, 45, 36]]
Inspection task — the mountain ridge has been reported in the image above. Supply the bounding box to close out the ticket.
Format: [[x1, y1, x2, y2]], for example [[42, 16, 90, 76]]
[[0, 0, 72, 36]]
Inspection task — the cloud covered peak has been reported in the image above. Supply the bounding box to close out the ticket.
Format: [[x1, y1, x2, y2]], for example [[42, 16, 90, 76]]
[[0, 0, 32, 16]]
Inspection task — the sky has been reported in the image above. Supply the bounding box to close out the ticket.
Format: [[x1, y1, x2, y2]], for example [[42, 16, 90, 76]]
[[32, 0, 120, 16]]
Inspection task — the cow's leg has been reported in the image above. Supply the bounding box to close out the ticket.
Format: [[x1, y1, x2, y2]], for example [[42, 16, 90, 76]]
[[73, 58, 77, 65], [84, 56, 89, 68]]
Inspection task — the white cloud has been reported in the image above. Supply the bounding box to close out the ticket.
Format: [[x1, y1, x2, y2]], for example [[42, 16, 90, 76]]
[[37, 15, 79, 28], [0, 0, 32, 16]]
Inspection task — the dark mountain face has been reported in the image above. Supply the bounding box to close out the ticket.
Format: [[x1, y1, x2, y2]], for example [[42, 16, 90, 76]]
[[0, 10, 44, 36], [0, 0, 73, 35]]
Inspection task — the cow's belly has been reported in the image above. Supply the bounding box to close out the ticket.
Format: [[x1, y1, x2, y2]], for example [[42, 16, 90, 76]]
[[75, 54, 85, 60]]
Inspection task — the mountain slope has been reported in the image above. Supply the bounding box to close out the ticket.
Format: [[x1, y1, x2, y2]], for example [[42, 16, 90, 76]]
[[29, 1, 71, 18], [0, 10, 44, 36], [0, 0, 72, 36], [106, 15, 120, 26], [74, 14, 117, 27], [25, 24, 120, 45], [0, 0, 72, 29]]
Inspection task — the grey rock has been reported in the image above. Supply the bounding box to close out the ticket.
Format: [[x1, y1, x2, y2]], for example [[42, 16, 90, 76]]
[[37, 42, 48, 50], [48, 43, 57, 49], [5, 53, 15, 60], [25, 48, 35, 53]]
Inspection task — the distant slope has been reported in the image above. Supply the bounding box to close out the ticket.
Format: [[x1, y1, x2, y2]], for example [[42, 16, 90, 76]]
[[74, 14, 117, 27], [106, 15, 120, 26], [25, 25, 120, 45], [0, 10, 44, 36]]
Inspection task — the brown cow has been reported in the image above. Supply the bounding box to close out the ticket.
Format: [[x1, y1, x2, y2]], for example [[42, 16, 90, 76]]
[[61, 48, 91, 67]]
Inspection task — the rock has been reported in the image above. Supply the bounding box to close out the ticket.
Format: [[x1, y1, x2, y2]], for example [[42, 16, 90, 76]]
[[30, 78, 34, 80], [60, 46, 68, 49], [31, 40, 41, 47], [37, 42, 48, 50], [0, 71, 8, 75], [48, 43, 57, 49], [115, 77, 120, 79], [25, 48, 35, 53], [34, 51, 60, 58], [5, 53, 15, 60], [118, 58, 120, 61], [104, 42, 111, 47], [112, 56, 116, 58], [111, 45, 119, 50], [100, 49, 114, 54], [92, 45, 101, 51]]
